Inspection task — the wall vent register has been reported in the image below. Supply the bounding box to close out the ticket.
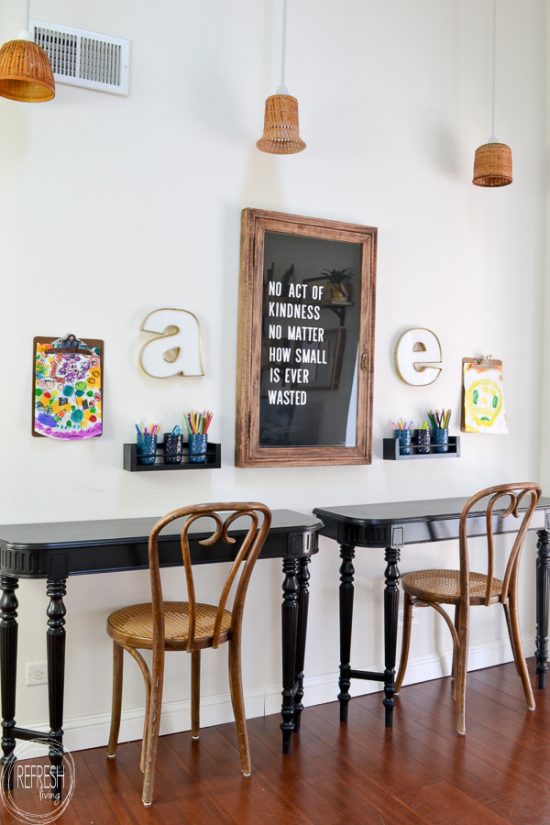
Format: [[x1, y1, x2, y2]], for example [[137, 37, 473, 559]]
[[30, 20, 130, 96]]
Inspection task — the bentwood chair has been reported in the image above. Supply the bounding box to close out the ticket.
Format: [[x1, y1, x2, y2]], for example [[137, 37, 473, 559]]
[[106, 502, 272, 806], [395, 482, 540, 735]]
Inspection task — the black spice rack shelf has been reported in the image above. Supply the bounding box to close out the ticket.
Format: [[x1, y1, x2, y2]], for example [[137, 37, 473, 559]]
[[123, 442, 221, 472], [383, 434, 461, 461]]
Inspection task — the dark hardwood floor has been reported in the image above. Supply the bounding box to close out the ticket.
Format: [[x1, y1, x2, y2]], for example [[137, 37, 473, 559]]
[[2, 661, 549, 825]]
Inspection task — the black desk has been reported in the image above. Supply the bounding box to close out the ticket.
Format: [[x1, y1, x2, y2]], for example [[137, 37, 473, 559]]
[[313, 496, 550, 726], [0, 510, 321, 775]]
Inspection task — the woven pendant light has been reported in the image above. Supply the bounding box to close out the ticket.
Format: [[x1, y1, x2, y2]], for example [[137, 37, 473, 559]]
[[257, 94, 305, 154], [257, 0, 305, 154], [473, 142, 512, 187], [473, 0, 511, 186], [0, 0, 55, 102]]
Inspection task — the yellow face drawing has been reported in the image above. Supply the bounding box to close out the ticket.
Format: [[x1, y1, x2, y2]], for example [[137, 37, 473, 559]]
[[466, 379, 503, 428]]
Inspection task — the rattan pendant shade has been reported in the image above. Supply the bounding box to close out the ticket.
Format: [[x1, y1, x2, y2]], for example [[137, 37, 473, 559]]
[[472, 0, 511, 187], [0, 38, 54, 102], [473, 141, 512, 187], [257, 94, 305, 155], [257, 0, 305, 155], [0, 0, 55, 103]]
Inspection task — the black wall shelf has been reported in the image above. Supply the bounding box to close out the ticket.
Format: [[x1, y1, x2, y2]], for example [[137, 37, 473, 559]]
[[383, 434, 460, 461], [123, 442, 221, 472]]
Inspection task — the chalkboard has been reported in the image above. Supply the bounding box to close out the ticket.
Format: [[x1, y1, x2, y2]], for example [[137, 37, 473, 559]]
[[236, 210, 377, 467]]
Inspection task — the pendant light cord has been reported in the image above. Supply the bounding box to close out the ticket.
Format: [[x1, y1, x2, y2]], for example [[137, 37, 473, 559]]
[[18, 0, 32, 40], [490, 0, 497, 141], [277, 0, 289, 94]]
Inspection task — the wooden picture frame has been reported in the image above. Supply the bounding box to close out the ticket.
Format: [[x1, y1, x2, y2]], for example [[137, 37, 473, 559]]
[[236, 209, 377, 467]]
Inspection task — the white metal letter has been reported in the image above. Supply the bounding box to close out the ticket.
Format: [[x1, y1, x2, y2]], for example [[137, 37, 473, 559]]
[[394, 328, 442, 386], [140, 308, 204, 378]]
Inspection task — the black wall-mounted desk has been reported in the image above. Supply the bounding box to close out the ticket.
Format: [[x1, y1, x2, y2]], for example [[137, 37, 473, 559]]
[[313, 496, 550, 727], [0, 510, 321, 780]]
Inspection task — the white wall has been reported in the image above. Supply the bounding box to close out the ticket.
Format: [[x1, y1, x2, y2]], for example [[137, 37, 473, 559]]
[[0, 0, 546, 750], [543, 8, 550, 496]]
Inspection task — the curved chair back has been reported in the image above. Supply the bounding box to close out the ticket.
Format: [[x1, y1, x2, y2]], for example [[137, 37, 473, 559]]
[[459, 482, 541, 606], [148, 502, 272, 651]]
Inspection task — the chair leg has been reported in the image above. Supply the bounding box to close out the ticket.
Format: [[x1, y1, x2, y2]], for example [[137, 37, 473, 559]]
[[502, 603, 520, 677], [107, 642, 124, 758], [140, 672, 151, 774], [228, 638, 251, 777], [451, 605, 461, 701], [119, 647, 153, 774], [191, 650, 201, 740], [505, 595, 535, 711], [451, 604, 460, 681], [395, 593, 413, 696], [454, 606, 469, 735], [141, 647, 164, 807]]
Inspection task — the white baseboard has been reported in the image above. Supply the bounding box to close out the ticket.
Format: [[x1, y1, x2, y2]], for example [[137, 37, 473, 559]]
[[265, 632, 536, 714], [18, 632, 535, 756]]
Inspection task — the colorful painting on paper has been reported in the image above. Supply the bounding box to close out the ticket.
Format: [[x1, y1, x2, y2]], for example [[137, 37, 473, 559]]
[[462, 359, 508, 434], [33, 336, 103, 440]]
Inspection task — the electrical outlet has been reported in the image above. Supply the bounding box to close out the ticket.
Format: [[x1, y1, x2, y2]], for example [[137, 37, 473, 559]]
[[25, 662, 48, 686]]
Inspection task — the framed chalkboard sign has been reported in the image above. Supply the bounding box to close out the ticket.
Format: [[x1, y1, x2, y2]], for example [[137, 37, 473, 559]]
[[236, 209, 377, 467]]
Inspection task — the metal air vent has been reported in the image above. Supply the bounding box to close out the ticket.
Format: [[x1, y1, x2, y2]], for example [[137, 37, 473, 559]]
[[30, 19, 130, 96]]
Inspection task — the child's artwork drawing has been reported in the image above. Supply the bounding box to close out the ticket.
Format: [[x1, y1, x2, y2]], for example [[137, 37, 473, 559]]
[[33, 335, 104, 439], [461, 357, 508, 434]]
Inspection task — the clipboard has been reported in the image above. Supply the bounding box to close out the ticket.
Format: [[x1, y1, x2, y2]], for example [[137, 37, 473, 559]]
[[461, 356, 508, 434], [32, 334, 104, 439]]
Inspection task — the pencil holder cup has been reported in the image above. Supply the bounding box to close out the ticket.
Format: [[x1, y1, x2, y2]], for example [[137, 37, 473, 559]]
[[136, 433, 157, 465], [416, 429, 431, 454], [163, 433, 183, 464], [431, 427, 449, 454], [188, 433, 208, 463], [394, 428, 412, 456]]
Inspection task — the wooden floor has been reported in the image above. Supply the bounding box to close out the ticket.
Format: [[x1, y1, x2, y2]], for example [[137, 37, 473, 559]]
[[3, 661, 550, 825]]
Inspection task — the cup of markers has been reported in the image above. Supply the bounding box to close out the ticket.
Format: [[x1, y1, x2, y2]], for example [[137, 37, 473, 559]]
[[163, 425, 183, 465], [392, 419, 413, 455], [185, 410, 213, 463], [428, 409, 451, 454], [135, 422, 160, 465], [416, 422, 431, 454]]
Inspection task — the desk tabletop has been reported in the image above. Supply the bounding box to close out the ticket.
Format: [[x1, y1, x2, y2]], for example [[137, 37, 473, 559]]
[[313, 496, 550, 548], [314, 496, 550, 526], [0, 509, 321, 551], [0, 510, 322, 579]]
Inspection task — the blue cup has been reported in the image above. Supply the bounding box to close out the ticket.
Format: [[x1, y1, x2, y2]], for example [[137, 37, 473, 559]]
[[136, 432, 157, 465], [188, 434, 207, 463], [416, 428, 431, 454], [163, 433, 183, 464], [431, 428, 449, 454], [394, 428, 412, 455]]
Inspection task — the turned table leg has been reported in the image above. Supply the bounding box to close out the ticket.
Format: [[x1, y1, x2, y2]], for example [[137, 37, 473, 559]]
[[536, 529, 550, 689], [0, 576, 18, 790], [293, 557, 311, 732], [281, 559, 299, 753], [46, 578, 67, 799], [338, 544, 355, 723], [383, 547, 401, 727]]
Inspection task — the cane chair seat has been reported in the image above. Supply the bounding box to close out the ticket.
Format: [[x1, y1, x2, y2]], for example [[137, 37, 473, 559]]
[[401, 569, 503, 606], [107, 602, 233, 651]]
